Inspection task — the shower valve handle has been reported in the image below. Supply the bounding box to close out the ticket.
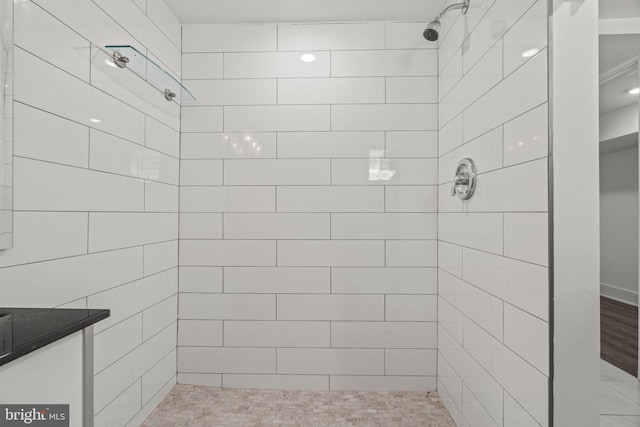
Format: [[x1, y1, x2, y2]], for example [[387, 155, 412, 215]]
[[450, 158, 477, 200], [451, 173, 470, 196]]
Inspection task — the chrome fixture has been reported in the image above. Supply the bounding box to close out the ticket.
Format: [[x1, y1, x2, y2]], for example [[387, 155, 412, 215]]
[[423, 0, 470, 41], [104, 45, 196, 103], [112, 51, 129, 68], [423, 20, 441, 42], [164, 89, 177, 101], [450, 158, 477, 200]]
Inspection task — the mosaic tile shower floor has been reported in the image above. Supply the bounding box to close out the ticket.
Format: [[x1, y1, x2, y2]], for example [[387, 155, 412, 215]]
[[142, 385, 456, 427]]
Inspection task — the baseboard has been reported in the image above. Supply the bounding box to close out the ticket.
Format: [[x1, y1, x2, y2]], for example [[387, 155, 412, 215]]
[[601, 282, 639, 307]]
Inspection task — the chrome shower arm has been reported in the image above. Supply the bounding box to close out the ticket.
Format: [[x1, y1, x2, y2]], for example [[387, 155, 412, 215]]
[[435, 0, 470, 20]]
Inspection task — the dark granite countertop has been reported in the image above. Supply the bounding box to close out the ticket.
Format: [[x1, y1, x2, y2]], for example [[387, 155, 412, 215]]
[[0, 308, 110, 367]]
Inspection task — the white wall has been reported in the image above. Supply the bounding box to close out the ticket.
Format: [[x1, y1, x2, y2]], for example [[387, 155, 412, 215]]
[[551, 0, 601, 425], [436, 0, 550, 425], [2, 0, 181, 425], [0, 0, 12, 249], [601, 103, 639, 141], [177, 22, 439, 390], [600, 144, 639, 305]]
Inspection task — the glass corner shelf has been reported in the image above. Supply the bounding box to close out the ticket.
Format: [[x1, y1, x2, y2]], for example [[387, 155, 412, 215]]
[[104, 45, 195, 104]]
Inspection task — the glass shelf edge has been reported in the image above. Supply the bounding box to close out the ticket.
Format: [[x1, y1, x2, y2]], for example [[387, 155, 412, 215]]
[[104, 45, 196, 104]]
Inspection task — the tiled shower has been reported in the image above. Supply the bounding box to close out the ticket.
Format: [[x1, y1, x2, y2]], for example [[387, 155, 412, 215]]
[[1, 0, 551, 425], [178, 22, 439, 391]]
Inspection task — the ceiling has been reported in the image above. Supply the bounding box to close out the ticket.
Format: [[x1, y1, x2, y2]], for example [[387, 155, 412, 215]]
[[163, 0, 447, 24], [600, 71, 639, 115], [600, 0, 640, 19], [163, 0, 640, 25]]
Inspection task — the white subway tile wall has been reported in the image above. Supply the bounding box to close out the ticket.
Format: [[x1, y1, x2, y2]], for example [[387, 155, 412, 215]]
[[179, 21, 438, 390], [8, 1, 180, 425], [5, 1, 553, 424], [437, 0, 549, 426]]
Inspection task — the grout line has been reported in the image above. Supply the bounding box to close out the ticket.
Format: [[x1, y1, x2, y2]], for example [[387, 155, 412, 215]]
[[329, 320, 332, 348], [440, 267, 548, 324], [182, 129, 429, 135], [180, 237, 437, 241], [440, 331, 530, 425], [383, 186, 387, 212], [501, 31, 505, 80], [222, 159, 226, 186], [142, 243, 146, 277], [384, 76, 388, 103], [383, 348, 386, 375], [95, 320, 177, 377], [0, 240, 179, 271], [329, 212, 332, 240], [14, 154, 181, 186], [439, 45, 548, 132], [502, 303, 506, 347], [184, 47, 436, 55], [439, 151, 547, 179], [384, 23, 387, 50], [435, 29, 441, 387], [86, 212, 90, 253], [329, 51, 333, 78], [329, 267, 333, 294], [383, 294, 387, 322], [183, 75, 437, 82], [502, 212, 506, 256], [329, 159, 333, 186], [329, 104, 333, 132], [143, 107, 148, 149], [174, 101, 439, 108], [222, 106, 225, 133], [501, 124, 505, 168], [383, 240, 387, 267]]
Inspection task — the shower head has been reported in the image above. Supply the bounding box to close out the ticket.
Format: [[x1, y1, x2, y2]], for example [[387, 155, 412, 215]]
[[424, 0, 470, 42], [423, 19, 441, 41]]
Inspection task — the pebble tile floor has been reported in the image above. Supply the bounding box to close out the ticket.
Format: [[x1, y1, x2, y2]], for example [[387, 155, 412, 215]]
[[142, 385, 457, 427]]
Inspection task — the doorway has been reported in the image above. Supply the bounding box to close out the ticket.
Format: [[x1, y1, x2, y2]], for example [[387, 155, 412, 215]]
[[599, 33, 640, 375], [599, 131, 639, 377], [598, 29, 640, 424]]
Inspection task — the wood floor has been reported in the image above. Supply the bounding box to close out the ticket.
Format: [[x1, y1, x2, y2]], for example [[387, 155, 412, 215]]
[[601, 296, 638, 377]]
